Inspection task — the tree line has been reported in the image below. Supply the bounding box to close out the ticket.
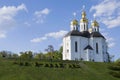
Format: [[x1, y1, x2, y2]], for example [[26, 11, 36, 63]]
[[0, 45, 62, 60]]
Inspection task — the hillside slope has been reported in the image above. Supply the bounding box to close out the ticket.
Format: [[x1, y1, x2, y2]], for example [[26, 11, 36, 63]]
[[0, 59, 119, 80]]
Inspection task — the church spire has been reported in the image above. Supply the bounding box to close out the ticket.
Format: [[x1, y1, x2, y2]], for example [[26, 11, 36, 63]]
[[91, 14, 99, 32], [80, 6, 88, 32], [70, 12, 78, 31]]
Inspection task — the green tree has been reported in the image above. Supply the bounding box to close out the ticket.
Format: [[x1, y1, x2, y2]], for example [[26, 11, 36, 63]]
[[34, 52, 45, 60], [20, 51, 33, 60]]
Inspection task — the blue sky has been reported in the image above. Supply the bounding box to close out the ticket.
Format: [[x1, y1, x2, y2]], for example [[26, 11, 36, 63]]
[[0, 0, 120, 60]]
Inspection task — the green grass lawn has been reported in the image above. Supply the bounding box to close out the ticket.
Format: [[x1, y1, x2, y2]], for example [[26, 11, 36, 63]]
[[0, 58, 119, 80]]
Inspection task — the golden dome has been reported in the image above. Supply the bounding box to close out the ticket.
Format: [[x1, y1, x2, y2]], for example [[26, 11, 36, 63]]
[[91, 20, 99, 27], [80, 18, 88, 23], [82, 11, 86, 18], [80, 11, 88, 23], [71, 19, 78, 25]]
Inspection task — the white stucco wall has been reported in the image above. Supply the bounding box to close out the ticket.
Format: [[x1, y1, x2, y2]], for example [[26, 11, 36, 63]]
[[63, 35, 108, 62]]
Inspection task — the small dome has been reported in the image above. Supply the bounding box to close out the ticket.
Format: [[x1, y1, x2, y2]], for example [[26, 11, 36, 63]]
[[89, 28, 92, 33], [80, 11, 88, 23], [71, 19, 78, 25], [82, 11, 86, 18], [91, 20, 99, 27]]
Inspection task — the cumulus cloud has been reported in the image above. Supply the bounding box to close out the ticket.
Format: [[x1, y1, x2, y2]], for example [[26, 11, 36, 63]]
[[24, 22, 31, 27], [102, 32, 115, 48], [90, 0, 120, 28], [0, 4, 27, 38], [34, 8, 50, 23], [0, 32, 6, 38], [31, 30, 68, 43], [108, 42, 115, 48], [30, 37, 47, 43]]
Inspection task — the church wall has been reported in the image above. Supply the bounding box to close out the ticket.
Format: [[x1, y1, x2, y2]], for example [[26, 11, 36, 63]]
[[70, 36, 81, 60], [90, 37, 105, 62], [63, 36, 71, 60], [80, 37, 89, 60]]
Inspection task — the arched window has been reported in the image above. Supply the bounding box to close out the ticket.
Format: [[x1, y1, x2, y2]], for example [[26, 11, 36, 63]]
[[84, 24, 85, 30], [96, 43, 98, 53], [75, 41, 77, 52], [73, 27, 75, 30]]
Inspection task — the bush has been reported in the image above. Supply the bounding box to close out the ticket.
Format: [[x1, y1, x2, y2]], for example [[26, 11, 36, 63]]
[[50, 63, 54, 68], [24, 62, 30, 66], [54, 63, 59, 68], [44, 63, 49, 67], [116, 62, 120, 66], [68, 64, 73, 68], [109, 71, 120, 78], [108, 66, 120, 71], [59, 63, 64, 68], [19, 62, 24, 66], [39, 63, 44, 67], [34, 62, 39, 67], [13, 61, 18, 65]]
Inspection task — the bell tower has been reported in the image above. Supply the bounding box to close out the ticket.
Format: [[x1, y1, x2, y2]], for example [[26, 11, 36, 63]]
[[80, 11, 88, 32], [70, 19, 79, 31]]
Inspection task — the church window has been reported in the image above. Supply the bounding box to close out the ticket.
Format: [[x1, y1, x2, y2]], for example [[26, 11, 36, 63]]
[[67, 49, 69, 53], [73, 27, 75, 30], [96, 43, 98, 53], [75, 41, 78, 52], [84, 24, 85, 30]]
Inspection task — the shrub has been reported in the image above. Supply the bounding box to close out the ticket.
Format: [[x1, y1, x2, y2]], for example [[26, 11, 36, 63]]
[[59, 63, 64, 68], [68, 64, 73, 68], [116, 62, 120, 66], [24, 62, 30, 66], [108, 66, 120, 71], [109, 71, 120, 78], [39, 63, 44, 67], [34, 62, 39, 67], [44, 63, 49, 67], [19, 62, 24, 66], [65, 64, 69, 69], [13, 61, 18, 65], [54, 63, 59, 68], [75, 64, 81, 68], [50, 63, 54, 68]]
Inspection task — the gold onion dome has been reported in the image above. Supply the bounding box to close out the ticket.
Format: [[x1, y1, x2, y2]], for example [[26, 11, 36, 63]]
[[91, 20, 99, 27], [82, 11, 86, 18], [80, 18, 88, 23], [71, 19, 78, 25], [80, 11, 88, 23]]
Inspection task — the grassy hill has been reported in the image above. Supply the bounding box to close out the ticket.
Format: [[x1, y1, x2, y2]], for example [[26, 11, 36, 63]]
[[0, 58, 119, 80]]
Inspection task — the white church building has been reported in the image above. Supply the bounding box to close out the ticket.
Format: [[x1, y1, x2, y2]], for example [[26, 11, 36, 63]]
[[62, 11, 110, 62]]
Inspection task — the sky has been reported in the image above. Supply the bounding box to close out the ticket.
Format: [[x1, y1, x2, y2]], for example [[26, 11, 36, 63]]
[[0, 0, 120, 60]]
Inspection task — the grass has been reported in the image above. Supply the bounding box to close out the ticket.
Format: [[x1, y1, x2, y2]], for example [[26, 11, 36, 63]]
[[0, 58, 119, 80]]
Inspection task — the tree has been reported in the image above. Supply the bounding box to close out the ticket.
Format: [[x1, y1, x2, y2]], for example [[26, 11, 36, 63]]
[[20, 51, 33, 60], [0, 51, 8, 58], [45, 45, 54, 59], [34, 52, 45, 60]]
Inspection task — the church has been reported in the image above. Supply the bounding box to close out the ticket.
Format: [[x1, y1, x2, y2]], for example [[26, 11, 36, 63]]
[[62, 11, 110, 62]]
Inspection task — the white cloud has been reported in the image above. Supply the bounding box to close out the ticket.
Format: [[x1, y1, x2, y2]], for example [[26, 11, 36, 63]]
[[24, 22, 31, 26], [0, 4, 27, 38], [90, 0, 120, 28], [0, 32, 6, 38], [34, 8, 50, 23], [31, 30, 68, 43], [30, 37, 47, 43], [45, 30, 68, 39], [108, 42, 115, 48], [102, 32, 115, 48]]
